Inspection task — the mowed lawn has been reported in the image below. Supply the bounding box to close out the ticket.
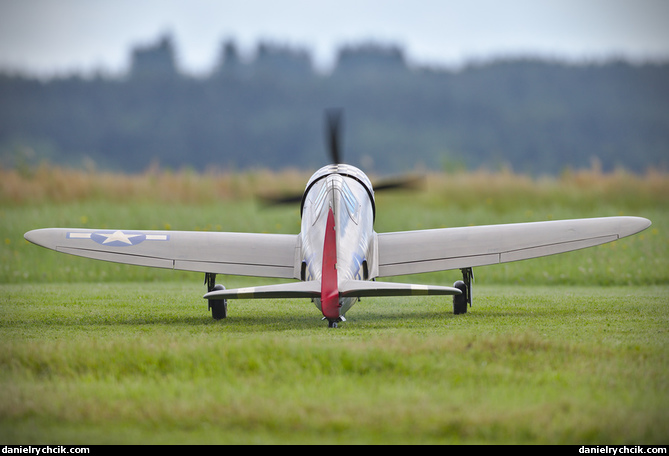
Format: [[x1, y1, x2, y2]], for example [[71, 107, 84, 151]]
[[1, 167, 667, 444], [1, 282, 667, 444]]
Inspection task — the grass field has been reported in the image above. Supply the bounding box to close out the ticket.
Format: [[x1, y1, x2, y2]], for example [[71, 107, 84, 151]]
[[1, 166, 668, 444]]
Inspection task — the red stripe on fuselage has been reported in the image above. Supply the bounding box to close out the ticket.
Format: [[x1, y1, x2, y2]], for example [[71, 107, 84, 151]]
[[321, 206, 339, 320]]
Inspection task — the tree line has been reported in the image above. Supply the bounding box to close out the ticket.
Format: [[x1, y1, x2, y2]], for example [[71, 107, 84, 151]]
[[1, 34, 667, 175]]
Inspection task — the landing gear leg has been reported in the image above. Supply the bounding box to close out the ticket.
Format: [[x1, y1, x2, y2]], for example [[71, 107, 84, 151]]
[[453, 267, 473, 315], [205, 273, 228, 320]]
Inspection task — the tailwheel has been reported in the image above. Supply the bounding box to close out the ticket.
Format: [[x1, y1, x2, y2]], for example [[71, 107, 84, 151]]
[[324, 316, 345, 328], [453, 280, 468, 315]]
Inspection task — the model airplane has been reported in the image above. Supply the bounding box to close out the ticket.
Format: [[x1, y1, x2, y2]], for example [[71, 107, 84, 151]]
[[24, 111, 651, 327]]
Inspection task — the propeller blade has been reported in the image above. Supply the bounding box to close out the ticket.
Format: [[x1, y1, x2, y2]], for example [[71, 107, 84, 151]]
[[372, 175, 425, 192], [259, 109, 423, 207], [257, 192, 304, 206], [260, 175, 424, 206], [325, 109, 342, 164]]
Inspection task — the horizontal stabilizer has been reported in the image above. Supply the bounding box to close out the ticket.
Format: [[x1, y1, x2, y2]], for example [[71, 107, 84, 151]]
[[203, 279, 462, 300], [339, 280, 461, 297], [204, 281, 321, 300]]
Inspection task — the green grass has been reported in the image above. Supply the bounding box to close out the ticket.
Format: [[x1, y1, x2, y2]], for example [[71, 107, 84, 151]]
[[1, 168, 668, 444], [1, 282, 667, 444]]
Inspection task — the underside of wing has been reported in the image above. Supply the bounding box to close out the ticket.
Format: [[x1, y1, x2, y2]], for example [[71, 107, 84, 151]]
[[24, 228, 299, 279], [377, 216, 651, 277]]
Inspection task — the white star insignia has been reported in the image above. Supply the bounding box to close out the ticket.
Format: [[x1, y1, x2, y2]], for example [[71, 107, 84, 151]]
[[98, 231, 141, 245]]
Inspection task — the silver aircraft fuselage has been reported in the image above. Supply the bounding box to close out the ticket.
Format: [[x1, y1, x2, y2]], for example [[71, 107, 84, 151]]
[[299, 164, 376, 321]]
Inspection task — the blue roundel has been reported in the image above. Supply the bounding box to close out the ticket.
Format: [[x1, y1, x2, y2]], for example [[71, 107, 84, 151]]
[[90, 231, 146, 247]]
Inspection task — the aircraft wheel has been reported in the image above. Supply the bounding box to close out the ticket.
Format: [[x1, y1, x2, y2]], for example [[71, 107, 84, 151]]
[[210, 300, 227, 319], [328, 320, 338, 328], [209, 284, 227, 319], [453, 280, 468, 315]]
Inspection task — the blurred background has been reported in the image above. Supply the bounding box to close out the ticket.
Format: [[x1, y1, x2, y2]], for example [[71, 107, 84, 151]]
[[1, 0, 668, 175]]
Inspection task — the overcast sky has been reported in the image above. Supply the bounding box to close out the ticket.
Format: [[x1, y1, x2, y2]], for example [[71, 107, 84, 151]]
[[1, 0, 668, 76]]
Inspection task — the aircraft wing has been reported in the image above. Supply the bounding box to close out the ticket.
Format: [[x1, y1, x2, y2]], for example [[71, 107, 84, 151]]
[[376, 216, 651, 277], [24, 228, 299, 279]]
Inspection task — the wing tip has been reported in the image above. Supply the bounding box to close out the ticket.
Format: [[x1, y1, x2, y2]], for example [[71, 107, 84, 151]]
[[619, 216, 651, 238], [24, 228, 52, 248]]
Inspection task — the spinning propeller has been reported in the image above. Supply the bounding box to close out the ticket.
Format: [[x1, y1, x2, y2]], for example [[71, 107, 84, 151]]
[[259, 109, 424, 205], [325, 108, 343, 165]]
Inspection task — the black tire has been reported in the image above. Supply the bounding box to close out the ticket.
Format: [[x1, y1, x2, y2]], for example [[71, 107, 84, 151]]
[[210, 300, 228, 319], [453, 280, 468, 315], [210, 284, 227, 319]]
